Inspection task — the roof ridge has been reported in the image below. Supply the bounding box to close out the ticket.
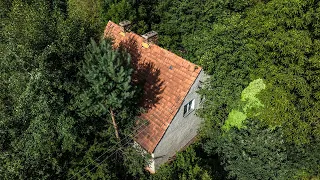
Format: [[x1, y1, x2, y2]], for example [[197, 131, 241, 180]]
[[105, 21, 201, 70]]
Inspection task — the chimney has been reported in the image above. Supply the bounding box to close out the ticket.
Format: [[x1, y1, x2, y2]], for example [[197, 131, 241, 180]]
[[142, 31, 158, 44], [119, 20, 131, 32]]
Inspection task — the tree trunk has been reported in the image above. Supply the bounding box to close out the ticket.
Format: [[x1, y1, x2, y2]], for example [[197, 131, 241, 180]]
[[110, 108, 120, 141]]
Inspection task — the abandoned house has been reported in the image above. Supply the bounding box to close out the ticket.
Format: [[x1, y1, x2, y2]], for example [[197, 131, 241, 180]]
[[104, 21, 206, 173]]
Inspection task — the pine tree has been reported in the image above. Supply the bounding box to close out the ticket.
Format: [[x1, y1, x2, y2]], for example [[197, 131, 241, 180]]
[[76, 38, 137, 136], [69, 38, 148, 179]]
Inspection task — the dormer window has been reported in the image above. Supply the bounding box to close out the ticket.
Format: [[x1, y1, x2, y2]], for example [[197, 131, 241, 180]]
[[183, 99, 195, 117]]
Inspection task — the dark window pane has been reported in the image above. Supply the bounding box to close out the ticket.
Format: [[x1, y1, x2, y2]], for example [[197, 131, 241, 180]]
[[184, 104, 187, 115]]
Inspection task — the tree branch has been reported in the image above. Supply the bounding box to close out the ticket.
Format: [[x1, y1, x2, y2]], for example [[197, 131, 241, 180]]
[[110, 108, 120, 141]]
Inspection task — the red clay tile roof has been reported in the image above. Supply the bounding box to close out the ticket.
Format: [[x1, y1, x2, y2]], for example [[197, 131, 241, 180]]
[[104, 21, 202, 153]]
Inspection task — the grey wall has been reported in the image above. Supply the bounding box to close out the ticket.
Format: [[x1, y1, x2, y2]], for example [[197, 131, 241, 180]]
[[153, 70, 206, 169]]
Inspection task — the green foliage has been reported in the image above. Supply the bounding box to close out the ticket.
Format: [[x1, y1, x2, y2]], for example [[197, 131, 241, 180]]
[[153, 0, 261, 60], [0, 1, 79, 178], [0, 0, 148, 179], [223, 110, 247, 131], [194, 11, 254, 137], [0, 69, 75, 179], [2, 0, 320, 179], [68, 0, 104, 33], [195, 0, 320, 179], [198, 0, 320, 144], [152, 147, 212, 180], [241, 78, 265, 113], [76, 38, 136, 117], [122, 146, 150, 176], [68, 38, 147, 179], [244, 0, 320, 145], [288, 140, 320, 179], [4, 0, 53, 52], [105, 0, 135, 25], [100, 0, 155, 34], [153, 0, 217, 58], [223, 79, 266, 131], [206, 119, 291, 180]]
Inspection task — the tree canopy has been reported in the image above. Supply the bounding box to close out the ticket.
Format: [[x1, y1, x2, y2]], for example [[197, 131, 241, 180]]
[[1, 0, 320, 179], [0, 0, 148, 179]]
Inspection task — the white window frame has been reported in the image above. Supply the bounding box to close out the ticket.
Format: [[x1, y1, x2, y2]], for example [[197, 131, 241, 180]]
[[183, 99, 195, 117]]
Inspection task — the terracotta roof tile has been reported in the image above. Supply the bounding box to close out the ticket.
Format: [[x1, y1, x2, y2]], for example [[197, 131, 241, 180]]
[[104, 21, 202, 153]]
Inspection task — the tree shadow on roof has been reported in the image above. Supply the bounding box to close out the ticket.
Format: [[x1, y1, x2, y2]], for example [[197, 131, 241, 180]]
[[118, 36, 165, 113]]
